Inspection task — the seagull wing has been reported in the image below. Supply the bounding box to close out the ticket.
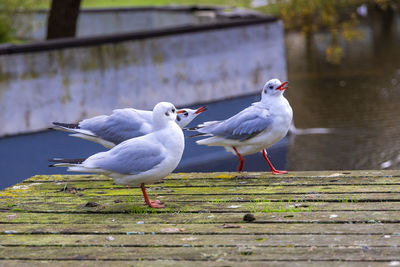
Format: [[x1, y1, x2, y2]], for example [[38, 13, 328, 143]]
[[85, 136, 165, 174], [197, 106, 273, 141], [79, 108, 153, 145]]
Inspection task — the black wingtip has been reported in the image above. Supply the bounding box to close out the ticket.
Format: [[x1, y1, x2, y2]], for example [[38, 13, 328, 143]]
[[52, 122, 80, 129], [187, 126, 200, 131], [187, 133, 207, 138], [48, 158, 86, 164]]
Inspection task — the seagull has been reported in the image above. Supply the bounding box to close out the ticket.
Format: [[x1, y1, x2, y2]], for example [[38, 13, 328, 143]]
[[52, 106, 207, 148], [49, 102, 185, 208], [190, 78, 293, 174]]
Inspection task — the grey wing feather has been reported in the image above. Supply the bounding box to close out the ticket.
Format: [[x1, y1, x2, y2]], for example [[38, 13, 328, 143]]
[[197, 106, 273, 141], [87, 138, 164, 174], [79, 109, 152, 145]]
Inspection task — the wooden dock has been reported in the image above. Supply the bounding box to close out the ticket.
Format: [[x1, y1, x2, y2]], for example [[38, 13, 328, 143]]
[[0, 170, 400, 266]]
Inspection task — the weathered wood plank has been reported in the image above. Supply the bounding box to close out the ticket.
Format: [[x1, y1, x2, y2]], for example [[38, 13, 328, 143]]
[[0, 260, 390, 267], [19, 174, 400, 187], [1, 211, 399, 224], [2, 198, 400, 213], [0, 247, 399, 261], [0, 223, 398, 235], [1, 233, 399, 247], [81, 184, 400, 195], [24, 170, 400, 182], [2, 193, 400, 203], [3, 184, 400, 199]]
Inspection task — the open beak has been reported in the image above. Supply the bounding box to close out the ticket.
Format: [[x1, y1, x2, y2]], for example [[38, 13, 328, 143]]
[[276, 81, 289, 91], [194, 106, 208, 114]]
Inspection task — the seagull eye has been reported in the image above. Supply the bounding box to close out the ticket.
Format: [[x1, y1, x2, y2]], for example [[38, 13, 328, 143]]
[[165, 112, 169, 116], [172, 108, 175, 113], [184, 112, 188, 116], [269, 85, 273, 89]]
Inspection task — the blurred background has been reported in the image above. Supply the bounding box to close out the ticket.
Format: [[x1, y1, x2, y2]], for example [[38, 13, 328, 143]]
[[0, 0, 399, 189]]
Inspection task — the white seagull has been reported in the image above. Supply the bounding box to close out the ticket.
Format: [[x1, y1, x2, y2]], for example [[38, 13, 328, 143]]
[[49, 102, 185, 208], [191, 78, 293, 174], [52, 106, 207, 148]]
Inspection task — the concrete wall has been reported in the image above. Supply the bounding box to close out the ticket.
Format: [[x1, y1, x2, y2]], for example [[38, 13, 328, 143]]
[[0, 19, 286, 137], [17, 8, 222, 40]]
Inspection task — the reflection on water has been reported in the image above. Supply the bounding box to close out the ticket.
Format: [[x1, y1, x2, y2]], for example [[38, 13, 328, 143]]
[[286, 11, 400, 171]]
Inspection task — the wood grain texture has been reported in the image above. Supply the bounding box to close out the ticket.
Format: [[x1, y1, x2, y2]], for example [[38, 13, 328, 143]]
[[1, 170, 400, 265]]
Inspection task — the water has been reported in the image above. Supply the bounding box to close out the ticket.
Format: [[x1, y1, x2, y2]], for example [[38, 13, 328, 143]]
[[285, 11, 400, 171], [0, 131, 104, 189], [1, 10, 399, 189]]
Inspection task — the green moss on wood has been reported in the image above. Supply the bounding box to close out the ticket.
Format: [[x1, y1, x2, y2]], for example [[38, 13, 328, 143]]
[[1, 171, 400, 263]]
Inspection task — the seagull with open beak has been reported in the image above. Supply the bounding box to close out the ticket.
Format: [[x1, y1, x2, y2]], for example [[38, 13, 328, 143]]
[[176, 106, 208, 128], [190, 79, 292, 174]]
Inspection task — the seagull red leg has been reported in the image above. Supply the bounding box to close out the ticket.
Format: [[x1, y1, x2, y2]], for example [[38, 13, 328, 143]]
[[141, 183, 165, 208], [262, 149, 288, 175], [233, 146, 244, 172]]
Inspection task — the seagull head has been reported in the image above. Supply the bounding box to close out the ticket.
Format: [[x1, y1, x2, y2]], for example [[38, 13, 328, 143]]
[[175, 106, 208, 128], [153, 102, 178, 128], [261, 79, 288, 99]]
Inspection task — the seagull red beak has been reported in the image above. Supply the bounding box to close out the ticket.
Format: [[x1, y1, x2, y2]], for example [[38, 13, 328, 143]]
[[194, 106, 208, 114], [276, 81, 289, 91]]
